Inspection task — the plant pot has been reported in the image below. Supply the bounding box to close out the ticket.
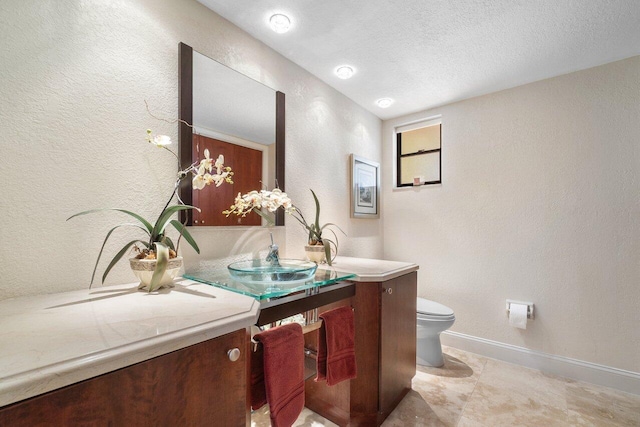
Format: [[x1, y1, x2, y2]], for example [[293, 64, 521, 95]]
[[304, 245, 326, 264], [129, 256, 183, 291]]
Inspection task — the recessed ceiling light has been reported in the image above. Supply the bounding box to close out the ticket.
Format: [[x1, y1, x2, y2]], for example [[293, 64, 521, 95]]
[[335, 65, 355, 79], [269, 14, 291, 33], [376, 98, 394, 108]]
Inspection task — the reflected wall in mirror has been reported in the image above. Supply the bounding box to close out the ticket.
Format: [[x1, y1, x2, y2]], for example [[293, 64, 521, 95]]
[[178, 42, 285, 226]]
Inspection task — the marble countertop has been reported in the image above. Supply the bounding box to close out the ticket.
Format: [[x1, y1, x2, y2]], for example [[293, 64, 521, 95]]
[[318, 256, 419, 282], [0, 279, 259, 408]]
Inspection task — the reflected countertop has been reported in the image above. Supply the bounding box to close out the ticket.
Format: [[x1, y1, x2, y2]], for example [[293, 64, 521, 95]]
[[0, 279, 259, 407]]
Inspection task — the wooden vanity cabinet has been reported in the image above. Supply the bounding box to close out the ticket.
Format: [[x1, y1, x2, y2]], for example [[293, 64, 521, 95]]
[[0, 329, 250, 427], [305, 272, 417, 426], [377, 272, 418, 417]]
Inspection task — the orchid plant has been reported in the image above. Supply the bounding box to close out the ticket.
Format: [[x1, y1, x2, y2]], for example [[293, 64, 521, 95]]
[[67, 130, 233, 291], [223, 188, 344, 265]]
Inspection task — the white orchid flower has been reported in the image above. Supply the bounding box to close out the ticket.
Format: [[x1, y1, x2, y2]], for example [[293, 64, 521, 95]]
[[204, 173, 225, 187], [192, 174, 206, 190], [198, 149, 213, 173], [215, 155, 225, 174], [152, 134, 172, 146], [146, 129, 172, 147]]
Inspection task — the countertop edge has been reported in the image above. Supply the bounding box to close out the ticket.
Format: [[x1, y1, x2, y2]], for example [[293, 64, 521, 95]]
[[350, 264, 419, 282], [318, 256, 419, 282], [0, 285, 259, 408]]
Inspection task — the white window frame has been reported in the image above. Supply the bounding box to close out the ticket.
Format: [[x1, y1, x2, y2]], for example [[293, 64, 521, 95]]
[[393, 115, 442, 189]]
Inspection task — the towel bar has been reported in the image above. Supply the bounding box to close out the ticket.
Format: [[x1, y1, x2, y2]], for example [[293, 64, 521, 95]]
[[251, 319, 325, 352], [256, 282, 355, 326], [250, 307, 354, 352]]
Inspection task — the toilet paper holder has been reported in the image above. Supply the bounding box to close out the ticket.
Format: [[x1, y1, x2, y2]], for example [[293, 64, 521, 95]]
[[506, 300, 534, 320]]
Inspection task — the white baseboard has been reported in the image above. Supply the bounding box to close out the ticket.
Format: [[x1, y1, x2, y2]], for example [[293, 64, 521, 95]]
[[441, 331, 640, 396]]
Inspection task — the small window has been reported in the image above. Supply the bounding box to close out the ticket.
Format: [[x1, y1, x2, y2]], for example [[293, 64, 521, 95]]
[[396, 120, 441, 187]]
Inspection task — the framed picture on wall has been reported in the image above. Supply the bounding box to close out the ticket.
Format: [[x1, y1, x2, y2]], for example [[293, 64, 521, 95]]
[[350, 154, 380, 218]]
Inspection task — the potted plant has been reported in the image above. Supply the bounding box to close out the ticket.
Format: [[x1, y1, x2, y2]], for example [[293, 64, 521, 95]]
[[67, 130, 233, 292], [223, 188, 344, 265]]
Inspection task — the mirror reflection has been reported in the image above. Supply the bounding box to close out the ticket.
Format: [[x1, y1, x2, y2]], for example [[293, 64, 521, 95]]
[[179, 43, 285, 227]]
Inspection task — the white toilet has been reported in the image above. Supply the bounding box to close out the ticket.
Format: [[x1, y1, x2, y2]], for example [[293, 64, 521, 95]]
[[416, 297, 455, 367]]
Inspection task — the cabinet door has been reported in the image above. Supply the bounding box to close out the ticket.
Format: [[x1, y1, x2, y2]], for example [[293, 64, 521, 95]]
[[0, 330, 248, 427], [379, 272, 417, 416]]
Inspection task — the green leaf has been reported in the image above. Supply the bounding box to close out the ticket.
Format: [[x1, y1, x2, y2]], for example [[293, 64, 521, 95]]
[[310, 189, 321, 231], [148, 242, 169, 292], [89, 224, 150, 287], [319, 222, 346, 236], [101, 239, 147, 284], [151, 205, 199, 241], [170, 220, 200, 254], [162, 235, 175, 251], [67, 209, 153, 234], [323, 240, 332, 266]]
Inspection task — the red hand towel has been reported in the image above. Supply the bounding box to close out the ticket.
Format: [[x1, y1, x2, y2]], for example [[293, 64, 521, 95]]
[[250, 343, 267, 410], [316, 306, 357, 386], [254, 323, 305, 427]]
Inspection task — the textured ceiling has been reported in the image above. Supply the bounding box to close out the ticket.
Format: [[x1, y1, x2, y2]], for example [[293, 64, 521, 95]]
[[197, 0, 640, 120]]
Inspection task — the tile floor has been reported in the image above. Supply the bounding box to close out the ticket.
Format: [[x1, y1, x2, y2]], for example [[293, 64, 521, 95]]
[[251, 346, 640, 426]]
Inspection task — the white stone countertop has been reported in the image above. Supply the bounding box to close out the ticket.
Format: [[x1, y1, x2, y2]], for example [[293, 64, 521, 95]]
[[0, 279, 259, 408], [319, 256, 419, 282]]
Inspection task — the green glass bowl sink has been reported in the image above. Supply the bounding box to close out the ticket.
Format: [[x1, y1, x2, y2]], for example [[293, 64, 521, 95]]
[[227, 259, 318, 286]]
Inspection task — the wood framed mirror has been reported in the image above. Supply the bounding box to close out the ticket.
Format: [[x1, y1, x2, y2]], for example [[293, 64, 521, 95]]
[[178, 42, 285, 226]]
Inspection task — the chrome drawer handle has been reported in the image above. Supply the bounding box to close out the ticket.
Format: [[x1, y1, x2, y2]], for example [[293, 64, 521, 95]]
[[384, 287, 393, 295], [227, 348, 241, 362]]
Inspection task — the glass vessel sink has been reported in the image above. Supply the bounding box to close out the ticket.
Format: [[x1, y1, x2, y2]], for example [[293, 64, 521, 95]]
[[184, 261, 356, 300], [227, 259, 318, 288]]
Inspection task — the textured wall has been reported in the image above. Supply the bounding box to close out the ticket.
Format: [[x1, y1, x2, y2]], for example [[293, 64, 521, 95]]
[[0, 0, 382, 300], [382, 56, 640, 372]]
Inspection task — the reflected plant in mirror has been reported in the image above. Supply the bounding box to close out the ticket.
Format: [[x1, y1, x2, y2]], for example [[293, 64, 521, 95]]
[[179, 42, 286, 227], [223, 189, 345, 265], [67, 130, 233, 292]]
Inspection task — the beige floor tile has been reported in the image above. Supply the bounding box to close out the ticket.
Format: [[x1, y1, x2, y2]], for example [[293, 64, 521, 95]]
[[456, 416, 487, 427], [462, 358, 569, 427], [462, 380, 570, 426], [409, 347, 487, 426], [410, 374, 475, 425], [381, 390, 448, 426], [476, 358, 568, 400], [251, 406, 337, 427], [566, 380, 640, 427], [567, 409, 623, 427]]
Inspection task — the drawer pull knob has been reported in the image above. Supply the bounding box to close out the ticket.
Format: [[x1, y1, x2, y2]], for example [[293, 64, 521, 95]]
[[384, 287, 393, 295], [227, 348, 241, 362]]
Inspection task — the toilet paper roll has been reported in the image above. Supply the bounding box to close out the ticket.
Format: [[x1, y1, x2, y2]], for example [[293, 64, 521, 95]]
[[509, 303, 528, 329]]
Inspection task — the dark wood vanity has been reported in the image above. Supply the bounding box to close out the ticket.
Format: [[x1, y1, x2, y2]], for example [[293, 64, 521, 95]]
[[303, 272, 417, 426], [0, 329, 250, 426], [0, 264, 417, 427], [256, 270, 418, 426]]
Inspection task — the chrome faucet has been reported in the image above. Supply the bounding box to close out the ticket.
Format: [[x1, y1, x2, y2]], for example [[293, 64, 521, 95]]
[[266, 233, 280, 266]]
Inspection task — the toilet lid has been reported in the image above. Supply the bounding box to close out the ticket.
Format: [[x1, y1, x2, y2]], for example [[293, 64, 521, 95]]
[[417, 298, 454, 316]]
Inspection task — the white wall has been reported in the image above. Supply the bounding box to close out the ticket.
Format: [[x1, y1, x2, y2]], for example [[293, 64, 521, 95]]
[[0, 0, 383, 300], [382, 56, 640, 373]]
